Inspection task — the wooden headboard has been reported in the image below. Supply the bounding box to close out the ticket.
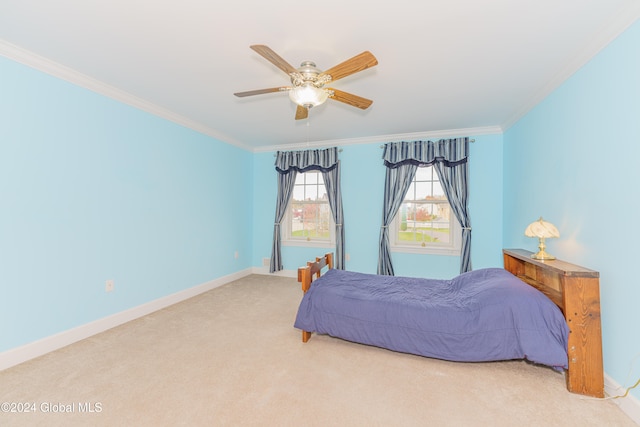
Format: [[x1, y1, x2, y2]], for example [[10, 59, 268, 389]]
[[503, 249, 603, 398]]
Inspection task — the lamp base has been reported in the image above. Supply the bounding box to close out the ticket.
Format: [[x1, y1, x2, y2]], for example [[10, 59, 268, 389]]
[[531, 250, 556, 261], [531, 237, 556, 261]]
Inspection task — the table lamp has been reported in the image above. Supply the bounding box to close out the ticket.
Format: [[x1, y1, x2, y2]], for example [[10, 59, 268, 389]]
[[525, 217, 559, 260]]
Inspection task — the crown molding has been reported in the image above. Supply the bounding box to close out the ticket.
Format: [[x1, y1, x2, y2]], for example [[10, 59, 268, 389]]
[[0, 40, 498, 154], [0, 39, 253, 152], [252, 125, 503, 153], [502, 3, 640, 131]]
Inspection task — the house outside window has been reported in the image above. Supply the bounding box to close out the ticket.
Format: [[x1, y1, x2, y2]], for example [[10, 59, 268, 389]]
[[391, 165, 461, 255], [283, 171, 335, 247]]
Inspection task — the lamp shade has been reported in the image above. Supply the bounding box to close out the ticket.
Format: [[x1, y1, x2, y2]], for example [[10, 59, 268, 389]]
[[525, 217, 559, 239]]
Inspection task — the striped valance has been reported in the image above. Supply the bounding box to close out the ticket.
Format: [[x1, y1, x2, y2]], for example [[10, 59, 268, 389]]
[[382, 138, 469, 168], [275, 147, 339, 174]]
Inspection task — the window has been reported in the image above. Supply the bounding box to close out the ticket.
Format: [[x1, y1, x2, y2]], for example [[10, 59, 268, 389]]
[[391, 165, 461, 255], [283, 171, 334, 247]]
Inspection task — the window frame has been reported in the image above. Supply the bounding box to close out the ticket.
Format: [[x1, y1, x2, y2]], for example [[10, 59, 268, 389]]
[[390, 166, 462, 256], [281, 171, 335, 248]]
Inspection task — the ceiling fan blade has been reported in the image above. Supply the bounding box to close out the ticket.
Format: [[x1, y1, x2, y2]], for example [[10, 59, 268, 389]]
[[328, 89, 373, 110], [250, 45, 299, 75], [319, 51, 378, 83], [295, 105, 309, 120], [233, 87, 290, 97]]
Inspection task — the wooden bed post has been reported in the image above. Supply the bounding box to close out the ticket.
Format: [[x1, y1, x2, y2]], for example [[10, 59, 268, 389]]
[[298, 265, 313, 342], [297, 253, 334, 343], [323, 252, 333, 270], [298, 265, 312, 293]]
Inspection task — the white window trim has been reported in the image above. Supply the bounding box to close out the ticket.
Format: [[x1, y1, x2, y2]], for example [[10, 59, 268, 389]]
[[388, 165, 462, 256], [282, 189, 335, 248]]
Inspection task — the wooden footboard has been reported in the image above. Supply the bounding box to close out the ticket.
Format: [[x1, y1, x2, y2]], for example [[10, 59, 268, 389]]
[[297, 252, 333, 342]]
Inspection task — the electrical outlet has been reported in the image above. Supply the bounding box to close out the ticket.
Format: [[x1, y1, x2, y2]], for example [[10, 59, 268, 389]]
[[234, 251, 239, 259], [105, 280, 114, 292], [263, 257, 270, 267]]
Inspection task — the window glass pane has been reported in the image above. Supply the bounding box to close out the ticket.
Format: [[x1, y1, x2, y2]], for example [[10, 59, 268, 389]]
[[291, 204, 311, 239], [318, 204, 331, 238], [292, 186, 305, 202], [432, 216, 451, 243], [306, 172, 319, 184], [416, 203, 434, 221], [318, 187, 327, 201], [414, 182, 430, 200], [290, 202, 302, 220], [306, 185, 319, 201], [399, 202, 453, 245], [290, 202, 303, 237], [302, 204, 319, 238], [415, 166, 431, 181], [289, 202, 331, 240], [405, 183, 415, 201], [433, 201, 450, 221], [432, 181, 445, 199]]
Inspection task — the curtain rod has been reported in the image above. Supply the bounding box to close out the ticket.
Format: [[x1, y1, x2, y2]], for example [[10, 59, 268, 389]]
[[273, 148, 343, 157], [379, 138, 475, 148], [271, 139, 476, 156]]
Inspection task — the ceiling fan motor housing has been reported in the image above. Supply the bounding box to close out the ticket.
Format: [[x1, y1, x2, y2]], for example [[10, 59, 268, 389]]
[[291, 61, 328, 87]]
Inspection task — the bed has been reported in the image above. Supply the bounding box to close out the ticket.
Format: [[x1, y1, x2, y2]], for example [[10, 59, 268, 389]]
[[294, 249, 604, 397], [294, 252, 570, 372]]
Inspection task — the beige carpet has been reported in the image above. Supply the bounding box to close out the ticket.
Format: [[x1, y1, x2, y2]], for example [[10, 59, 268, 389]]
[[0, 274, 635, 427]]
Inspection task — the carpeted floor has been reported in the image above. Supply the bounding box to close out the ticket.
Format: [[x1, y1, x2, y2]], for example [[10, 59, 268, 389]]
[[0, 274, 635, 426]]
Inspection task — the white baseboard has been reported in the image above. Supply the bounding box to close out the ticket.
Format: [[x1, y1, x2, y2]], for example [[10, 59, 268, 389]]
[[605, 373, 640, 424], [0, 268, 253, 372]]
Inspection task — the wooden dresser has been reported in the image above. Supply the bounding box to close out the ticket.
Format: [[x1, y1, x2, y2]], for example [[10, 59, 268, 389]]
[[503, 249, 603, 397]]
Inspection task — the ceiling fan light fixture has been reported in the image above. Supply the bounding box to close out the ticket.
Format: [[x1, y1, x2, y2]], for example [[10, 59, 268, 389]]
[[288, 84, 329, 108]]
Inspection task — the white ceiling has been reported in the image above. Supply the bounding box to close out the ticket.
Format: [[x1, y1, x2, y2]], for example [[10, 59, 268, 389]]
[[1, 1, 639, 151]]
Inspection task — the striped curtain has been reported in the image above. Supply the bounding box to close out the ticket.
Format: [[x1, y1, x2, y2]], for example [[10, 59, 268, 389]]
[[269, 170, 298, 273], [378, 138, 471, 275], [377, 163, 418, 275], [270, 147, 345, 272]]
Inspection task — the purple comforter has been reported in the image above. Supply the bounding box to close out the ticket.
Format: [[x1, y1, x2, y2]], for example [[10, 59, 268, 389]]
[[294, 268, 569, 369]]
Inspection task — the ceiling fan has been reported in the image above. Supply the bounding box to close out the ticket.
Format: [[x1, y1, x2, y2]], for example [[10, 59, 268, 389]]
[[234, 45, 378, 120]]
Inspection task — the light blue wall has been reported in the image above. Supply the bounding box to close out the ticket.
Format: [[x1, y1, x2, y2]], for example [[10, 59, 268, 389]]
[[252, 134, 504, 278], [503, 21, 640, 398], [0, 57, 253, 352]]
